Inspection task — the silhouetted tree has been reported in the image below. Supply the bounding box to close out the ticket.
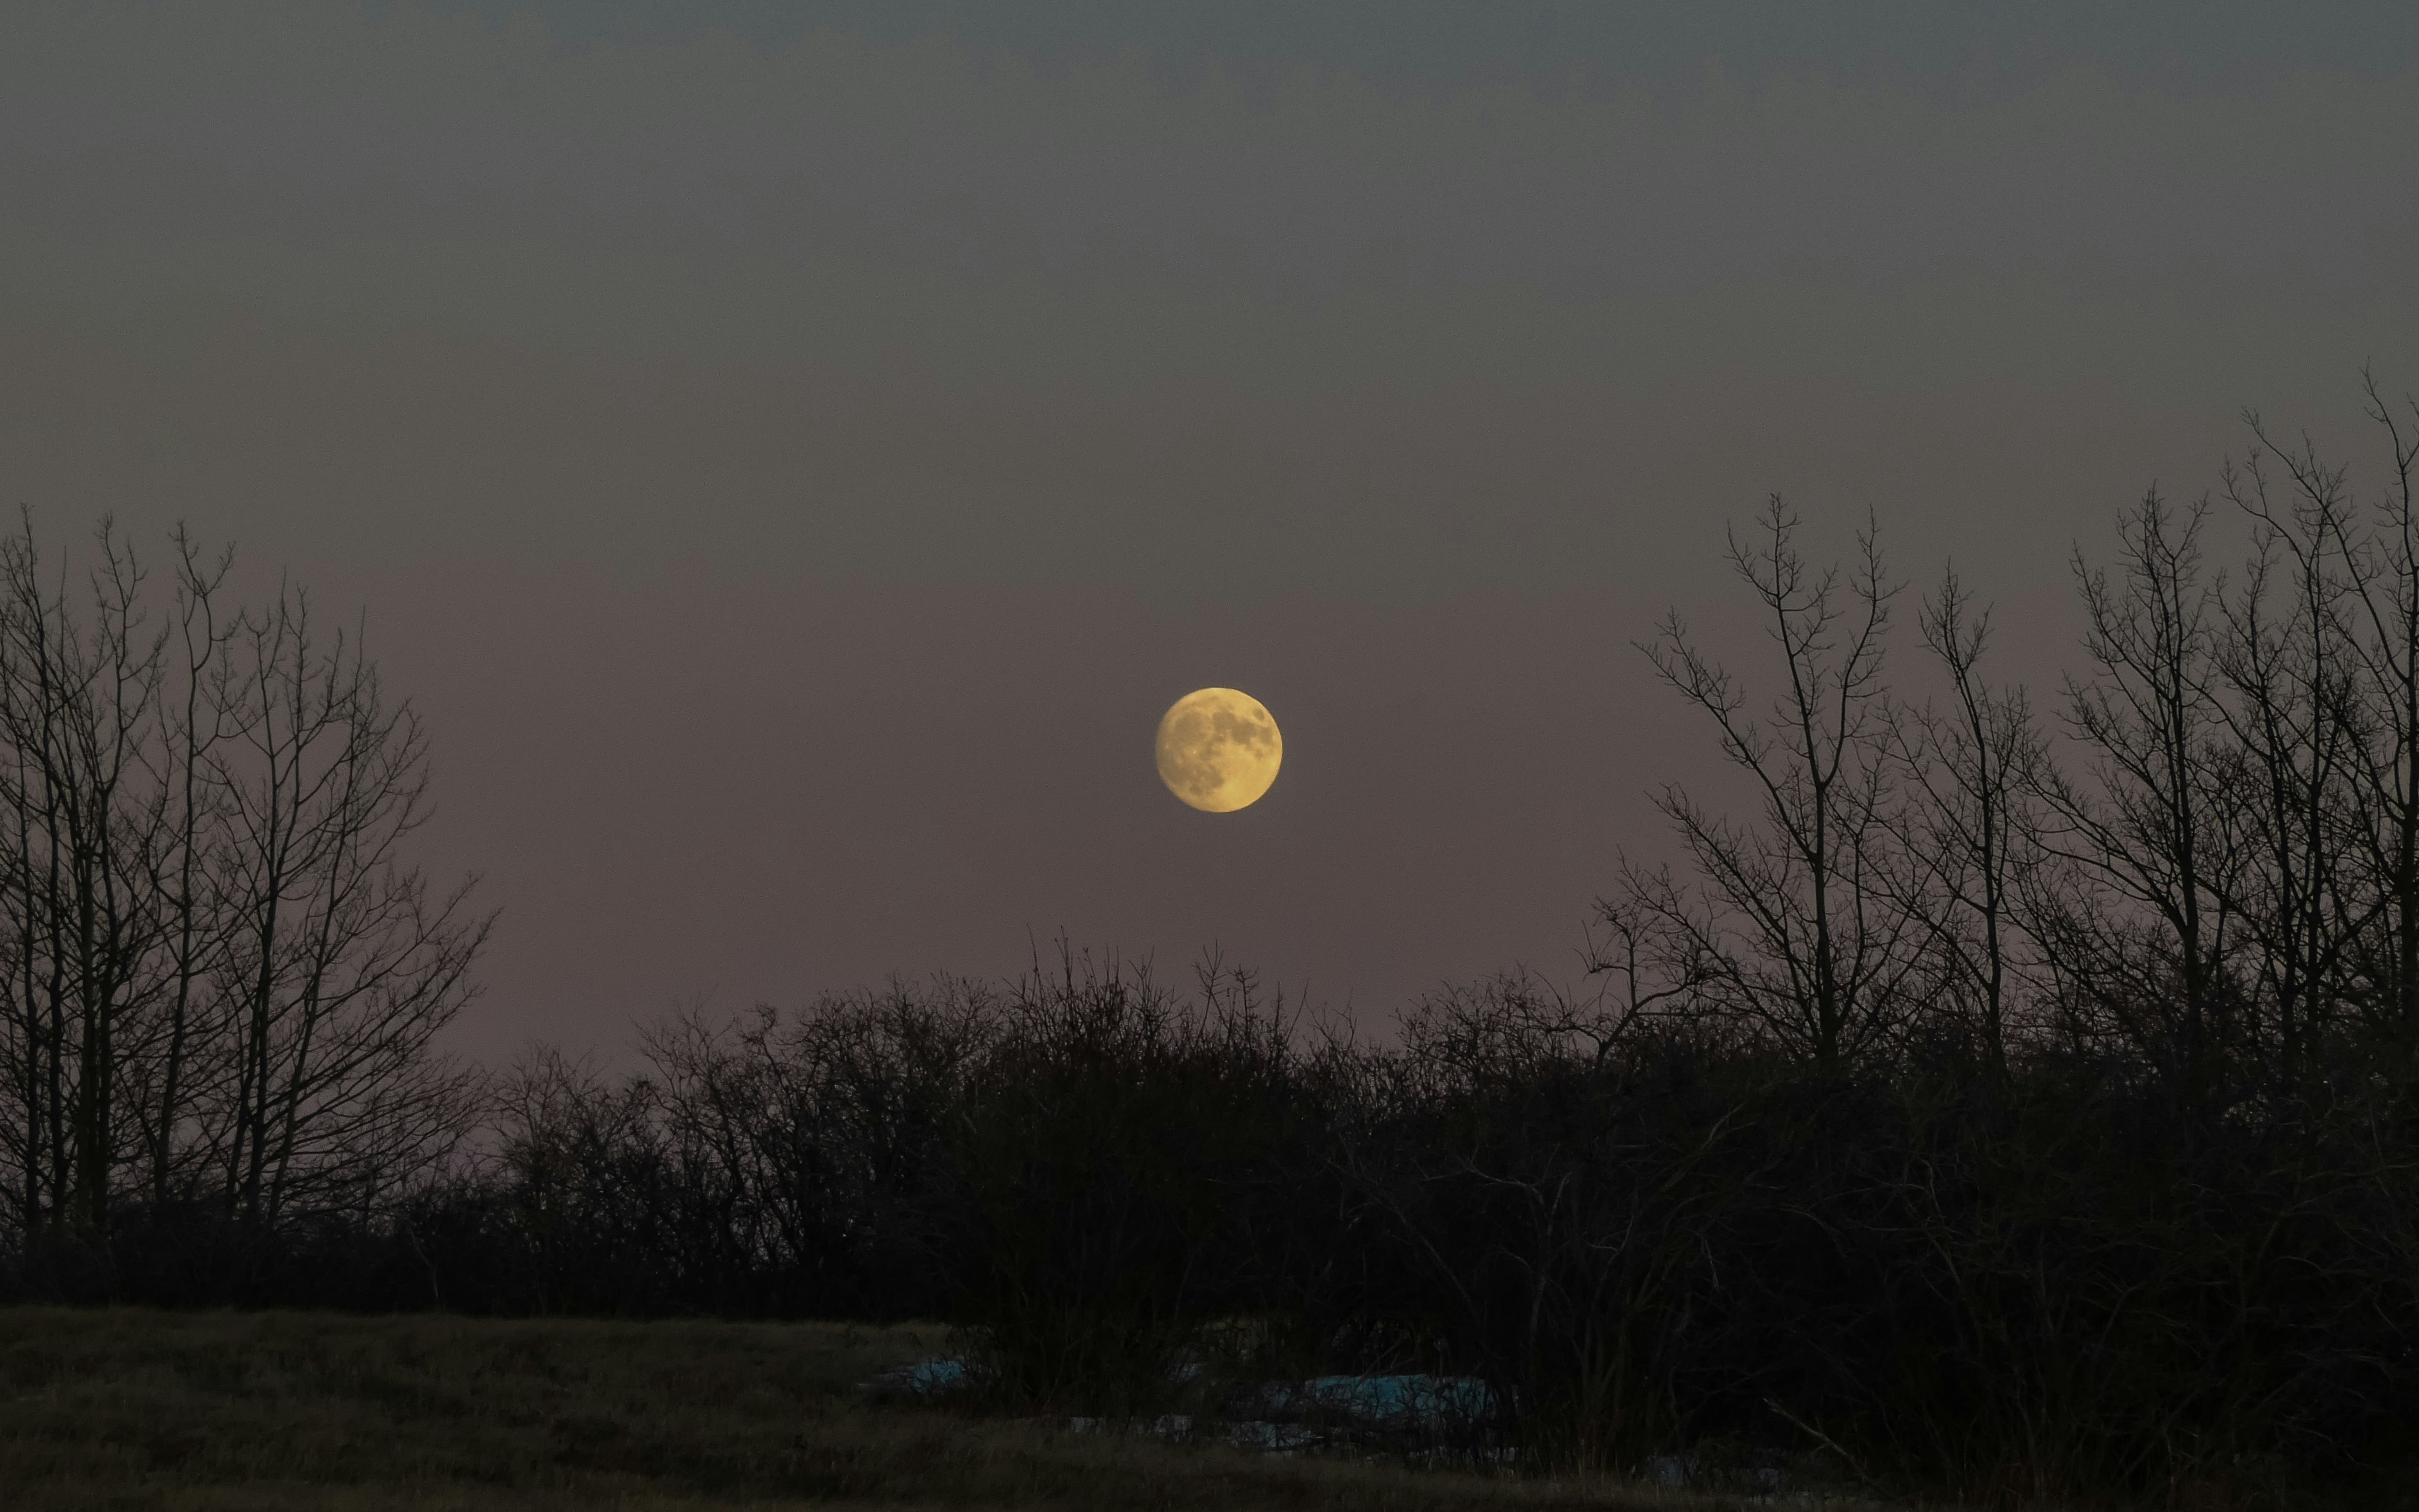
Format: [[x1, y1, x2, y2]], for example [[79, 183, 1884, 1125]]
[[1604, 496, 1924, 1070], [2247, 373, 2419, 1066], [2032, 490, 2240, 1105], [0, 515, 487, 1247], [1889, 568, 2042, 1076]]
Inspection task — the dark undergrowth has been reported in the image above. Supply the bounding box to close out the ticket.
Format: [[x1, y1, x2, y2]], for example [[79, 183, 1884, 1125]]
[[8, 960, 2418, 1509], [0, 1306, 1753, 1511]]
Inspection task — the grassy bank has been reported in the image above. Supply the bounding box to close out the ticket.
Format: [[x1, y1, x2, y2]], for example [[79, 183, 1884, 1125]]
[[0, 1307, 1765, 1511]]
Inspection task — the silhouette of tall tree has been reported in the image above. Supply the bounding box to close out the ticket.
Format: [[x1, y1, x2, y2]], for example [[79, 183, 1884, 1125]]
[[1605, 496, 1922, 1070], [0, 516, 487, 1240]]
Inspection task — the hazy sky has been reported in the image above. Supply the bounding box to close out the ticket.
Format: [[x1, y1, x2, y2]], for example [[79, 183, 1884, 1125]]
[[5, 3, 2416, 1061]]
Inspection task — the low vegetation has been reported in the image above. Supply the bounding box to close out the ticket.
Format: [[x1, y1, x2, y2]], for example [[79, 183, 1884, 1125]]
[[0, 1307, 1757, 1511]]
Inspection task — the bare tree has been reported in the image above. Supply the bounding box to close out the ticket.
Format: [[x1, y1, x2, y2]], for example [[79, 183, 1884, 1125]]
[[2209, 437, 2368, 1088], [1889, 569, 2042, 1075], [1602, 496, 1922, 1070], [133, 528, 240, 1207], [0, 514, 172, 1235], [2251, 372, 2419, 1064], [0, 518, 487, 1243], [2034, 490, 2244, 1104], [202, 584, 488, 1227]]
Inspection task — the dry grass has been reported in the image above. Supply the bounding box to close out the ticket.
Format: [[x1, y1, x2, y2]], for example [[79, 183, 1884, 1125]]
[[0, 1306, 1773, 1511]]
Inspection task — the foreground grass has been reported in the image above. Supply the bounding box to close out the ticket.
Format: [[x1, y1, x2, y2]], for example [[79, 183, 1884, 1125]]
[[0, 1307, 1763, 1511]]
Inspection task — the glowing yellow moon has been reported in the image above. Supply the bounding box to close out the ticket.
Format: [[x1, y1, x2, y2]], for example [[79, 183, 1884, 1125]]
[[1155, 687, 1283, 813]]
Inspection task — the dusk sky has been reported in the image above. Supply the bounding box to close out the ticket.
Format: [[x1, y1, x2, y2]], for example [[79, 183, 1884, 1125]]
[[6, 2, 2416, 1064]]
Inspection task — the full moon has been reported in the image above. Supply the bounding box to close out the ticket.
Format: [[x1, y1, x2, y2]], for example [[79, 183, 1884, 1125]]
[[1155, 688, 1283, 813]]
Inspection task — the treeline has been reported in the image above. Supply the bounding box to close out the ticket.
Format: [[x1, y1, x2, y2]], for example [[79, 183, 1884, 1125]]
[[6, 379, 2419, 1501]]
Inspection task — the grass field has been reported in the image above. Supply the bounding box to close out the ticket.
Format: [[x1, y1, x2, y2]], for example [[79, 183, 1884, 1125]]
[[0, 1307, 1782, 1511]]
